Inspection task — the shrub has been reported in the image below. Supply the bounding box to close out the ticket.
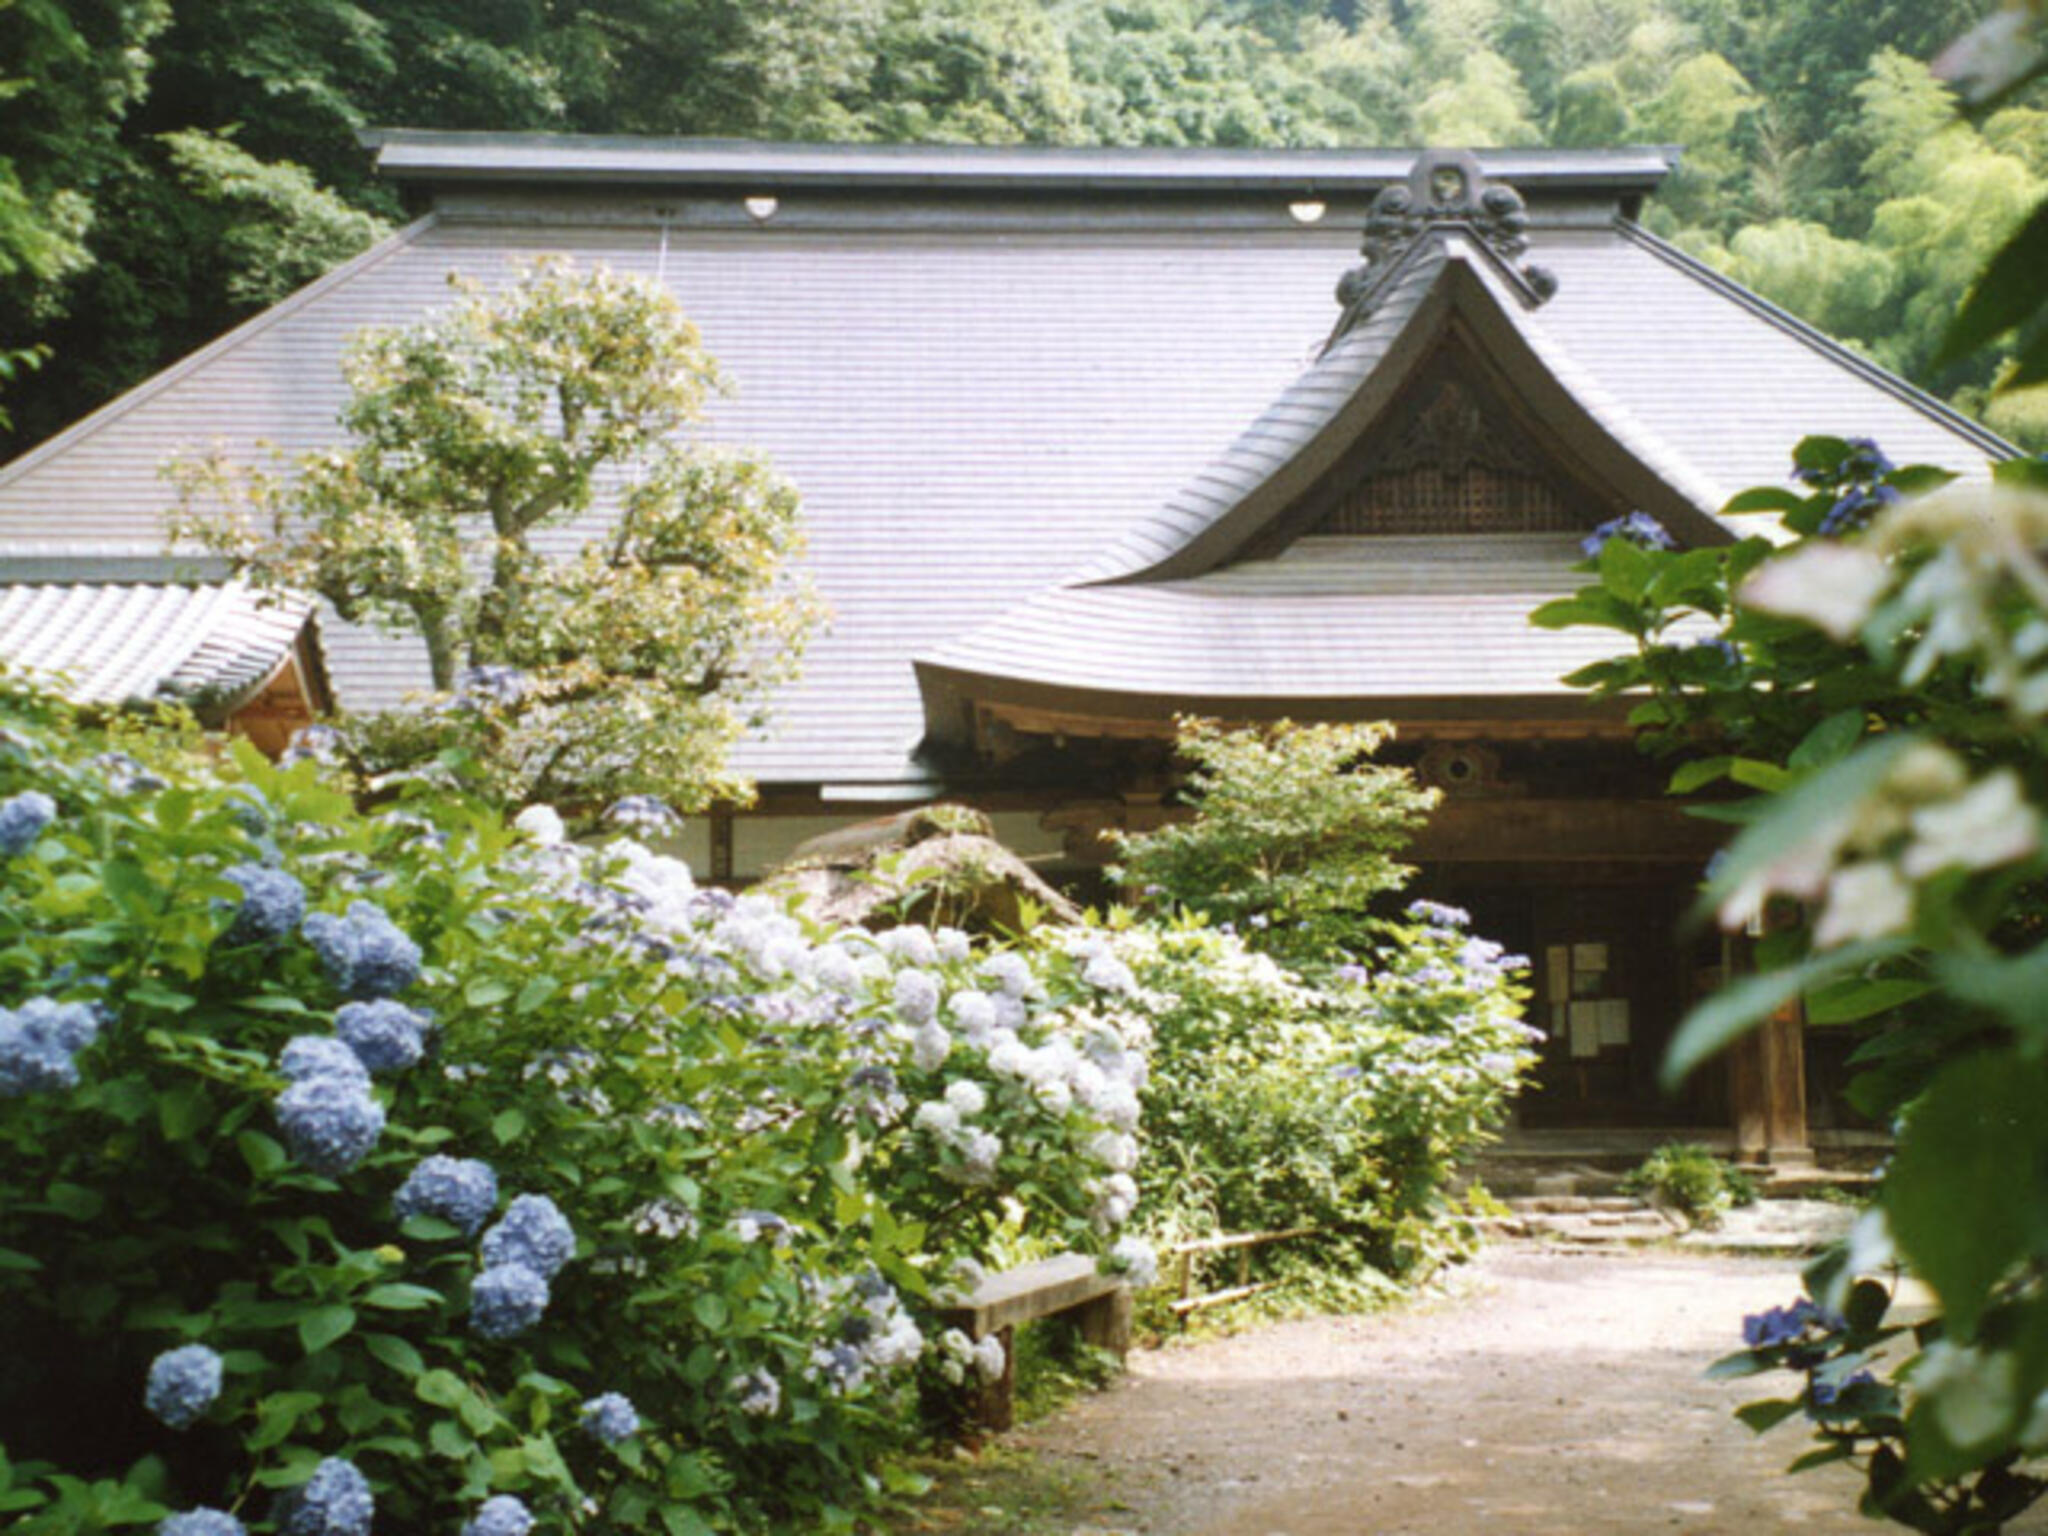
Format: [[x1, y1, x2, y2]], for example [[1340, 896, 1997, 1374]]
[[1098, 899, 1535, 1295], [1620, 1143, 1758, 1229], [0, 686, 1148, 1534]]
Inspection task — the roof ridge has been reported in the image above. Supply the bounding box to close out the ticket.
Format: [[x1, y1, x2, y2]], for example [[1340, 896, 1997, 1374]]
[[1617, 221, 2017, 464], [0, 214, 439, 492]]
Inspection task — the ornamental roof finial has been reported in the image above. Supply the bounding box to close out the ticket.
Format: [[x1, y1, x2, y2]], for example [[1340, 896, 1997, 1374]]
[[1333, 149, 1558, 331]]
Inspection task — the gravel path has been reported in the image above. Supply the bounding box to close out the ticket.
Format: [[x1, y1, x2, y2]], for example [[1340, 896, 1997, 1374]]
[[1000, 1246, 2027, 1536]]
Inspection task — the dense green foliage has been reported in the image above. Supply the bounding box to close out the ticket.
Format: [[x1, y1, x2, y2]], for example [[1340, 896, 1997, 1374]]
[[1618, 1142, 1757, 1229], [3, 0, 2041, 452], [1538, 439, 2048, 1531], [167, 260, 819, 816], [0, 681, 1535, 1532], [0, 685, 1152, 1533], [1119, 905, 1533, 1296]]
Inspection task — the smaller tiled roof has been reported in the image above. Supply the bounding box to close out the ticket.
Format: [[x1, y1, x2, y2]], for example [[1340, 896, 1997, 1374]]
[[0, 577, 320, 713], [919, 534, 1632, 712]]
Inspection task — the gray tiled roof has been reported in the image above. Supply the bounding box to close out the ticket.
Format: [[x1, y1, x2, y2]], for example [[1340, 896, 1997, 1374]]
[[0, 143, 2014, 787], [0, 577, 318, 710], [921, 534, 1628, 703]]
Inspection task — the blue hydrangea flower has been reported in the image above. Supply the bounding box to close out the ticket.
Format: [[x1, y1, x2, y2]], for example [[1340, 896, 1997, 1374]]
[[303, 902, 422, 999], [0, 997, 98, 1097], [221, 865, 306, 946], [1809, 1368, 1877, 1410], [1405, 899, 1470, 930], [333, 999, 429, 1075], [1580, 511, 1677, 559], [158, 1510, 247, 1536], [279, 1035, 371, 1088], [393, 1156, 498, 1236], [276, 1072, 385, 1175], [470, 1262, 550, 1340], [480, 1194, 576, 1278], [462, 1495, 533, 1536], [1742, 1298, 1842, 1349], [277, 1458, 373, 1536], [454, 666, 526, 710], [0, 789, 55, 856], [580, 1391, 640, 1445], [144, 1343, 223, 1429], [605, 795, 679, 832]]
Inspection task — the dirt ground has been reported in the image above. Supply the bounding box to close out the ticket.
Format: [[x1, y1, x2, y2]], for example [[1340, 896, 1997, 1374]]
[[896, 1246, 2048, 1536]]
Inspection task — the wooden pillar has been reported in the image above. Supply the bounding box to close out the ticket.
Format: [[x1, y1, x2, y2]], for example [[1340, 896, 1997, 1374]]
[[709, 806, 734, 884], [1724, 927, 1813, 1167]]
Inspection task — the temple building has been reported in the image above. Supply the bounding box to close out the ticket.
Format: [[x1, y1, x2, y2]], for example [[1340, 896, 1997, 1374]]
[[0, 135, 2013, 1155]]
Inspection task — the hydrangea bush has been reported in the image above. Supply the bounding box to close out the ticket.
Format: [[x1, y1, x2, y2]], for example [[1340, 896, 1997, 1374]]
[[0, 687, 1145, 1534], [1536, 441, 2048, 1529]]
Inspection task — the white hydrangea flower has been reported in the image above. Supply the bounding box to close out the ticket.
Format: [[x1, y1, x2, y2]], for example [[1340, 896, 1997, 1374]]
[[913, 1100, 961, 1138], [1088, 1131, 1140, 1173], [1740, 543, 1892, 641], [911, 1021, 952, 1072], [978, 950, 1035, 1000], [1901, 769, 2039, 880], [949, 990, 997, 1037], [513, 804, 566, 845], [944, 1079, 988, 1118], [1108, 1236, 1158, 1289], [971, 1333, 1006, 1382], [935, 927, 972, 963], [1812, 860, 1915, 949], [1034, 1077, 1073, 1116], [1095, 1081, 1142, 1132], [893, 968, 940, 1025], [879, 926, 939, 968], [986, 1036, 1032, 1080], [1092, 1172, 1138, 1228], [1081, 951, 1138, 995]]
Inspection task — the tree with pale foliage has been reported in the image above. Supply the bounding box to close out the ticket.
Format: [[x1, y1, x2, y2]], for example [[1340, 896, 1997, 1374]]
[[1111, 717, 1440, 966], [169, 258, 821, 814]]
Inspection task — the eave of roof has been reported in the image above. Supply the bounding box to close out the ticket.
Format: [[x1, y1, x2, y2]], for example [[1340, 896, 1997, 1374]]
[[0, 579, 321, 717], [367, 130, 1680, 198]]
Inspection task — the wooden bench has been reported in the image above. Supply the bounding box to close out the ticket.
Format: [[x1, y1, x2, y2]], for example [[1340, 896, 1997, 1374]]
[[940, 1253, 1132, 1431]]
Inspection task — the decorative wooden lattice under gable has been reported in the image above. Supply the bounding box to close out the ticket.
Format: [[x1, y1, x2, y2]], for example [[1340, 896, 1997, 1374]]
[[1313, 370, 1586, 537]]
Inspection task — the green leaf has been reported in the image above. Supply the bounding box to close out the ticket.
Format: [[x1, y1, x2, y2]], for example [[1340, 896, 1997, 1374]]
[[44, 1182, 104, 1221], [129, 979, 196, 1014], [1788, 1442, 1857, 1473], [1735, 1398, 1803, 1433], [0, 1248, 39, 1272], [248, 1391, 324, 1451], [1721, 486, 1807, 515], [1936, 196, 2048, 368], [1663, 939, 1910, 1089], [298, 1304, 356, 1355], [1787, 709, 1864, 772], [491, 1108, 526, 1146], [457, 1388, 498, 1436], [364, 1333, 425, 1377], [1727, 758, 1792, 793], [465, 977, 515, 1008], [514, 976, 560, 1016], [429, 1419, 471, 1460], [1937, 945, 2048, 1041], [1804, 976, 1933, 1026], [691, 1292, 728, 1331], [237, 1131, 287, 1178], [1667, 757, 1733, 795], [362, 1284, 442, 1311], [417, 1369, 467, 1408], [1886, 1049, 2048, 1336], [157, 1084, 209, 1141]]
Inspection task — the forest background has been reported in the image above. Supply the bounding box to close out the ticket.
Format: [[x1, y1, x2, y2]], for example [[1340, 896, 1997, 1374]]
[[4, 0, 2046, 460]]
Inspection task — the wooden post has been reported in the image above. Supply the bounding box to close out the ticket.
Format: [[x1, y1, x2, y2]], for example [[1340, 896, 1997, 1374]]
[[1724, 925, 1813, 1168]]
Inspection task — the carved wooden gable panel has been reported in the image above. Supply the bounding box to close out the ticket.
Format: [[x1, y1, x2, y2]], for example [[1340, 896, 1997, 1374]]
[[1312, 372, 1585, 536], [1304, 365, 1592, 539]]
